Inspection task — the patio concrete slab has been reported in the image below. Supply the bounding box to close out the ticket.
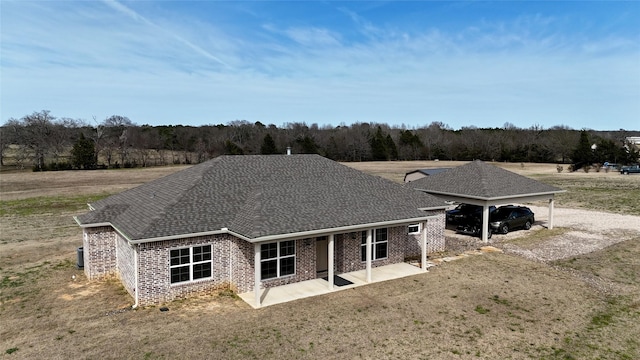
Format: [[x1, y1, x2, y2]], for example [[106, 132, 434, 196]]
[[239, 262, 426, 309]]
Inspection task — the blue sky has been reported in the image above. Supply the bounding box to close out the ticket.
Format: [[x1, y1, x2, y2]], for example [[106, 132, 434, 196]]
[[1, 1, 639, 130]]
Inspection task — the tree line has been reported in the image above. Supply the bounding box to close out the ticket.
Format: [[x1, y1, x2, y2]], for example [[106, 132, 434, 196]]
[[1, 110, 638, 171]]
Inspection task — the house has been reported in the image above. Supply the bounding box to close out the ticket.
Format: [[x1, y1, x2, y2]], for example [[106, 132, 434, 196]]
[[403, 168, 451, 183], [75, 155, 448, 307], [409, 160, 564, 242]]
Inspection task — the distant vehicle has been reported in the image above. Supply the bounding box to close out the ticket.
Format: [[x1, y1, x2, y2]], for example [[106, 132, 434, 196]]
[[620, 165, 640, 175], [446, 204, 496, 224], [489, 205, 535, 234]]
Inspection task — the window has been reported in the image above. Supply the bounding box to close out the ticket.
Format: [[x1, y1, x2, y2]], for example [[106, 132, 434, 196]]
[[408, 224, 420, 234], [361, 228, 388, 262], [170, 245, 212, 284], [261, 240, 296, 280]]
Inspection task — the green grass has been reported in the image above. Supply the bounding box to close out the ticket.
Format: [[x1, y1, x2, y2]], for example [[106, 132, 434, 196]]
[[0, 194, 110, 216]]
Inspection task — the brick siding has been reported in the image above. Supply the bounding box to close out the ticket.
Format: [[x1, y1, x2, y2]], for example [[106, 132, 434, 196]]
[[116, 233, 136, 297], [83, 211, 446, 306], [83, 227, 117, 280]]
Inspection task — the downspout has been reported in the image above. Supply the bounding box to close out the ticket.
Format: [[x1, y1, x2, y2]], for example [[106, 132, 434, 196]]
[[133, 244, 139, 309]]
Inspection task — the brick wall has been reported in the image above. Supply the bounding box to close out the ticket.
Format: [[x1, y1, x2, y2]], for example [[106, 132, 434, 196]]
[[136, 234, 233, 306], [83, 213, 446, 306], [115, 233, 136, 297], [83, 227, 117, 279], [406, 210, 446, 257], [336, 226, 406, 273]]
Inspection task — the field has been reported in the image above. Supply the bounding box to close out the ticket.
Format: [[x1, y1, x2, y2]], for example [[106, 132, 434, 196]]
[[1, 161, 639, 359]]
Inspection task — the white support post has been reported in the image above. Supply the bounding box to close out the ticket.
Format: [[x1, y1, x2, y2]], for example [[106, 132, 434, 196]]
[[328, 234, 335, 290], [548, 198, 555, 230], [254, 243, 261, 308], [481, 205, 490, 243], [366, 229, 372, 283], [421, 221, 428, 271]]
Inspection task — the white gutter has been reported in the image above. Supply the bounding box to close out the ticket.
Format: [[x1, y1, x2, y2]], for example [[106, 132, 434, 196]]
[[413, 189, 565, 201], [133, 243, 139, 309], [77, 215, 442, 245]]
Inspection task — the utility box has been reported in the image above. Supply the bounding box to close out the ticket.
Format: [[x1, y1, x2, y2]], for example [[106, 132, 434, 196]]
[[77, 247, 84, 269]]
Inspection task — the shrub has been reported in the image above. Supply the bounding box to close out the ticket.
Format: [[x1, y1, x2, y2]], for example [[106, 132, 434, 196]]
[[556, 165, 563, 173]]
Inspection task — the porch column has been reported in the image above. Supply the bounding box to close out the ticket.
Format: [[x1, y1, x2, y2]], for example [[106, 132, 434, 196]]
[[328, 234, 335, 290], [366, 229, 372, 283], [421, 221, 428, 271], [254, 243, 261, 308], [548, 198, 555, 230], [481, 205, 490, 243]]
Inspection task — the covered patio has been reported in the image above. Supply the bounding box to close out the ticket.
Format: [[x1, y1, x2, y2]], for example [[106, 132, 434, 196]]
[[239, 262, 427, 308]]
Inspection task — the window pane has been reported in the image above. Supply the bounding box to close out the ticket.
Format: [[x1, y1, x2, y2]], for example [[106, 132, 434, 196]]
[[375, 228, 388, 241], [193, 245, 212, 262], [361, 231, 367, 244], [280, 257, 295, 276], [171, 266, 190, 283], [376, 242, 388, 259], [361, 244, 367, 262], [261, 259, 277, 280], [170, 248, 190, 266], [193, 263, 212, 280], [261, 243, 277, 259], [280, 240, 295, 257], [408, 224, 419, 233]]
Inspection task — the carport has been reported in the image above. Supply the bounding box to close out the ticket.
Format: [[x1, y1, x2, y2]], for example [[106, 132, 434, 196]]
[[408, 160, 565, 242]]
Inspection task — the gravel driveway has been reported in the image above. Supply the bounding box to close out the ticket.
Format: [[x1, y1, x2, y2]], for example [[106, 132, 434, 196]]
[[446, 205, 640, 262]]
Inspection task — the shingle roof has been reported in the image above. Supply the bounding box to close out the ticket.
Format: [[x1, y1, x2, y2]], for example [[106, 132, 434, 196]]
[[77, 155, 447, 241], [408, 160, 563, 199]]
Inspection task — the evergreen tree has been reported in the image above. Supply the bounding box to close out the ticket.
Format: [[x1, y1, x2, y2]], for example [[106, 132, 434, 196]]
[[71, 133, 96, 169], [385, 134, 398, 160], [370, 126, 388, 160], [260, 134, 278, 154], [224, 140, 244, 155], [571, 130, 593, 170], [297, 135, 319, 154]]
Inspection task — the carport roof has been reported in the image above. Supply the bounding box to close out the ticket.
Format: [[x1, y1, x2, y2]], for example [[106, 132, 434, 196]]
[[408, 160, 564, 201]]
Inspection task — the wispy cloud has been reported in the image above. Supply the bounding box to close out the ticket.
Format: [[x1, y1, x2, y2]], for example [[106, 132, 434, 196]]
[[101, 0, 230, 68]]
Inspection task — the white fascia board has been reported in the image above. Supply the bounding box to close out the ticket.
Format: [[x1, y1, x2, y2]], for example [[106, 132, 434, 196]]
[[415, 189, 565, 203], [79, 215, 443, 245], [246, 215, 440, 244]]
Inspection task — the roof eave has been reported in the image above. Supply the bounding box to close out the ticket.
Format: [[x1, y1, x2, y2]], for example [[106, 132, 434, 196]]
[[119, 213, 445, 245], [414, 189, 566, 202], [245, 214, 442, 243]]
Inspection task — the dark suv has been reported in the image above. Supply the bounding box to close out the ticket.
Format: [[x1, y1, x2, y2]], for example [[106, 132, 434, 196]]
[[446, 204, 496, 224], [489, 206, 535, 234]]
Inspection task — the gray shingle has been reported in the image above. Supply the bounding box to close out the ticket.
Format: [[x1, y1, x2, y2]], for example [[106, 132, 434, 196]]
[[408, 160, 563, 199], [77, 155, 447, 240]]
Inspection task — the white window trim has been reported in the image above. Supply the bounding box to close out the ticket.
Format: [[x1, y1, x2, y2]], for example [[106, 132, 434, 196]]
[[361, 228, 389, 262], [408, 223, 421, 234], [261, 240, 296, 280], [169, 244, 213, 285]]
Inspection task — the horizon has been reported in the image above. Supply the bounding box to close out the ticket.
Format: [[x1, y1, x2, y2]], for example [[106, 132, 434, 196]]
[[1, 1, 639, 131]]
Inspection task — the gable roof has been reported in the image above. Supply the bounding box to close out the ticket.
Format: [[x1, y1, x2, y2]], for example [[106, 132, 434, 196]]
[[76, 155, 447, 242], [408, 160, 563, 200]]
